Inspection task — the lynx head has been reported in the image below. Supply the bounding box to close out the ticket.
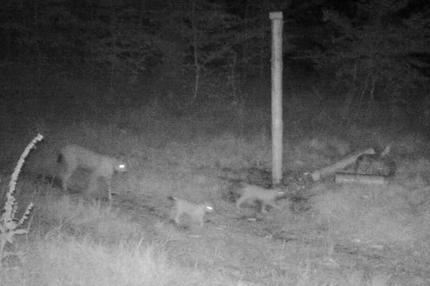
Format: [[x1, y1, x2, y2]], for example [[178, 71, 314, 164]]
[[114, 159, 127, 173], [203, 203, 214, 213], [113, 152, 127, 173], [117, 163, 127, 172], [275, 190, 286, 199]]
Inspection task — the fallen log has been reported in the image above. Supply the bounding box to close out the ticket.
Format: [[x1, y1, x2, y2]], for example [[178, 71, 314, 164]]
[[311, 148, 376, 181]]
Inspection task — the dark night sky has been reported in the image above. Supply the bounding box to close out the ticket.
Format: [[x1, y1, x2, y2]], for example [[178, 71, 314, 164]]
[[0, 0, 429, 116]]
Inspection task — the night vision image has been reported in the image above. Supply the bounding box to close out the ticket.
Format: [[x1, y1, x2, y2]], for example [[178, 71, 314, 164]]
[[1, 1, 430, 285]]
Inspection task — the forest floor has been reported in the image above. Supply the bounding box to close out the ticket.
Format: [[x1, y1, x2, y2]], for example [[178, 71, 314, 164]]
[[1, 103, 430, 286]]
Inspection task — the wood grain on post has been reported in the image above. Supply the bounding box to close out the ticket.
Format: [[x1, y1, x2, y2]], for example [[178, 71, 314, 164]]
[[269, 11, 283, 186]]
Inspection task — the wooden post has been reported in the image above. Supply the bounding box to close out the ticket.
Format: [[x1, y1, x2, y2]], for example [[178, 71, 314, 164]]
[[269, 12, 283, 186]]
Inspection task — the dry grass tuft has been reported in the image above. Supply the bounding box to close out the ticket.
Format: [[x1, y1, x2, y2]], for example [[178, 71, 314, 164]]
[[35, 195, 145, 242], [311, 182, 423, 246], [0, 235, 241, 286]]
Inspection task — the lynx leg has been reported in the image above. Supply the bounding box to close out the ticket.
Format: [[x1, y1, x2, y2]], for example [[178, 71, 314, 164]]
[[271, 202, 281, 211], [174, 210, 181, 225], [106, 178, 112, 201], [61, 169, 73, 191], [107, 186, 112, 201], [260, 201, 267, 213], [199, 214, 204, 227], [236, 196, 247, 209], [87, 174, 99, 198], [169, 205, 180, 225], [263, 200, 280, 213]]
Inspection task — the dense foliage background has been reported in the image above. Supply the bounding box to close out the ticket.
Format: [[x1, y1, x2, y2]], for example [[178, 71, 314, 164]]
[[1, 0, 429, 128]]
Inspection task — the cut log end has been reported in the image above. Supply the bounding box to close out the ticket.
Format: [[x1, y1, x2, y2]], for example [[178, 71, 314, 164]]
[[335, 172, 388, 185]]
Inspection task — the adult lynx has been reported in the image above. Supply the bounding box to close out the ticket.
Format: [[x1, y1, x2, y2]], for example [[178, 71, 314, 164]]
[[57, 144, 127, 200]]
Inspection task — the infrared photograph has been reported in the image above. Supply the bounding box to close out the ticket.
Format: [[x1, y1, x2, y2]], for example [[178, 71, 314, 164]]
[[1, 0, 430, 285]]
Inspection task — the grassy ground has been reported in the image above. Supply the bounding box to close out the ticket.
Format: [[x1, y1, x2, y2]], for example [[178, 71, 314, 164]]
[[1, 98, 430, 285]]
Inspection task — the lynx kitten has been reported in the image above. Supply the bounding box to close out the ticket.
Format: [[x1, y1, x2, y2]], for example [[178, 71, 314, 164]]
[[168, 196, 213, 227], [57, 144, 127, 200], [236, 183, 286, 213]]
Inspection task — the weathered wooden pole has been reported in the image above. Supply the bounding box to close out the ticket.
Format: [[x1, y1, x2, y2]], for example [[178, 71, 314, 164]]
[[269, 12, 283, 186]]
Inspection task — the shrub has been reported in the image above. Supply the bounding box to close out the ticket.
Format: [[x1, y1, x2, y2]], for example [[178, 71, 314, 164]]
[[0, 134, 43, 267]]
